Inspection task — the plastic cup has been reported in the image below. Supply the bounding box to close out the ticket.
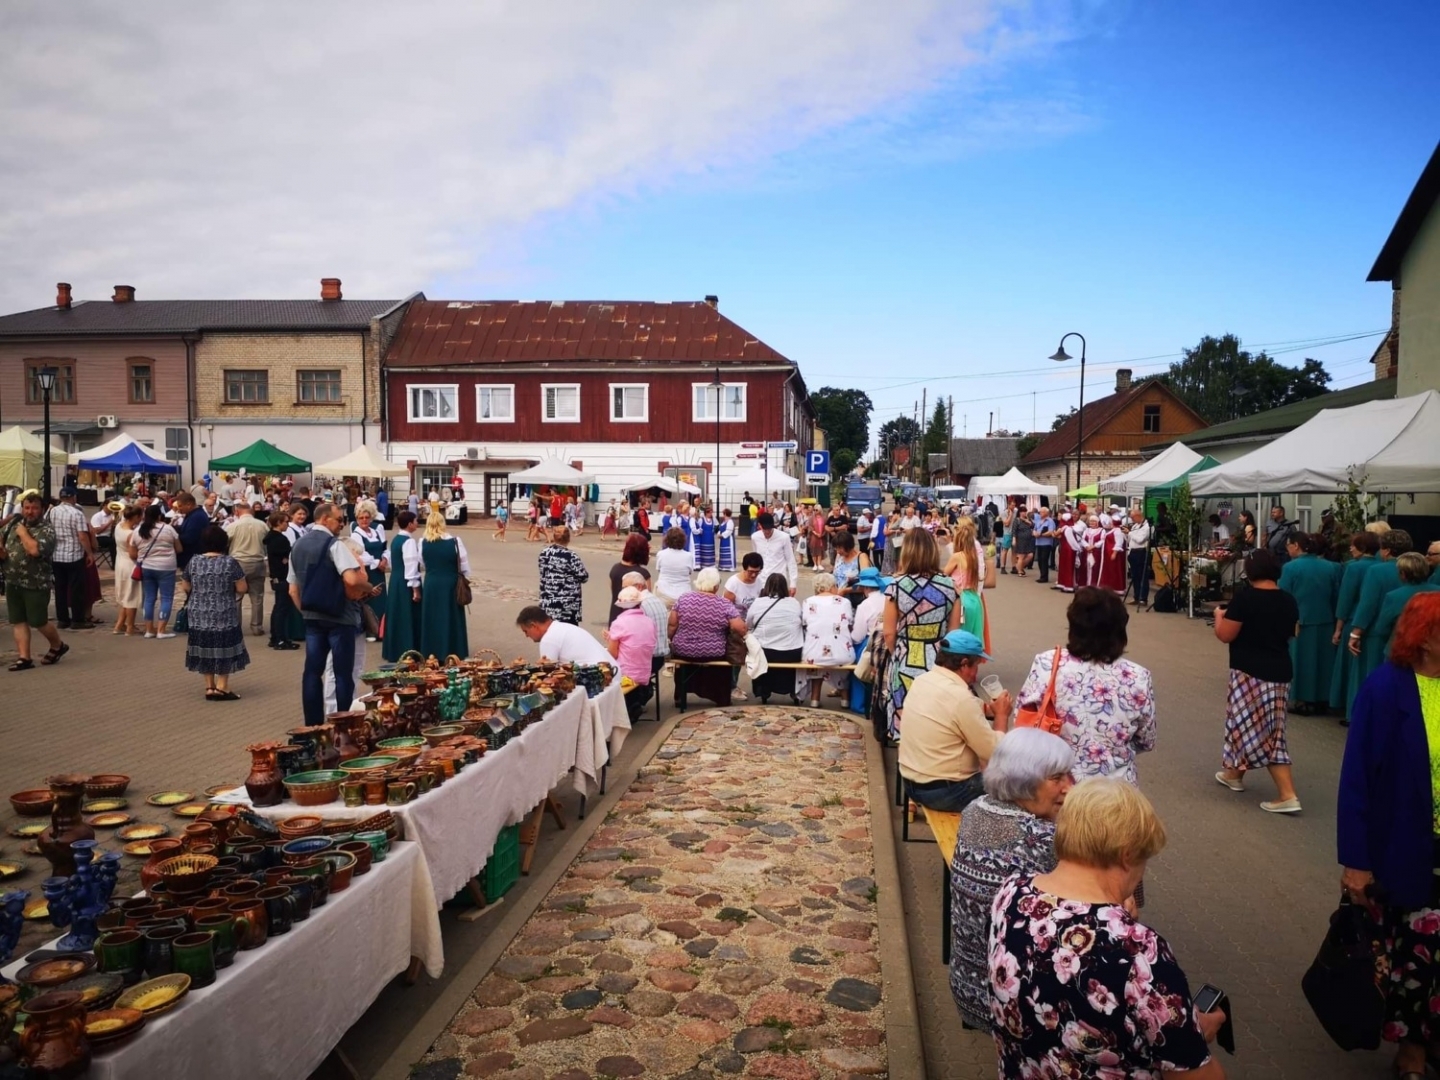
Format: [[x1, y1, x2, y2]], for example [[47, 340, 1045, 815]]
[[979, 675, 1003, 701]]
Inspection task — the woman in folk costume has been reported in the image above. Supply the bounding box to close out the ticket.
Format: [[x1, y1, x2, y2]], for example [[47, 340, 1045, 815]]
[[717, 509, 737, 572], [693, 507, 718, 568], [1055, 512, 1080, 593], [1098, 512, 1127, 595], [1080, 514, 1106, 588]]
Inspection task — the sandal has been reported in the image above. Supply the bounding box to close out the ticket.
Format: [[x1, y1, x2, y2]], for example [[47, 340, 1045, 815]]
[[205, 689, 224, 700], [39, 643, 70, 666], [8, 658, 34, 671], [215, 691, 240, 701]]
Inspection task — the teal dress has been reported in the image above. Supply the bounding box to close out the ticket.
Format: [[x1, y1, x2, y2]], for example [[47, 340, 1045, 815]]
[[419, 536, 468, 661], [1279, 554, 1339, 705], [1346, 559, 1404, 717], [382, 532, 420, 663], [1328, 554, 1375, 714], [357, 526, 388, 630], [1373, 581, 1440, 660]]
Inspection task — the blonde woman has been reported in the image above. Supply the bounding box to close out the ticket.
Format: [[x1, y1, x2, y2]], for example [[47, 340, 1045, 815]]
[[415, 510, 470, 659], [944, 516, 988, 650], [111, 504, 144, 635], [881, 528, 962, 740]]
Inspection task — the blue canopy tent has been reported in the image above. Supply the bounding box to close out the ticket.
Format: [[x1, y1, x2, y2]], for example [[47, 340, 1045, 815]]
[[76, 438, 179, 474]]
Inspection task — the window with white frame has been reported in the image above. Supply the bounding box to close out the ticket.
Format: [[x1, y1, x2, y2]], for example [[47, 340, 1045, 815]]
[[692, 382, 746, 422], [408, 384, 458, 422], [542, 384, 580, 422], [476, 384, 515, 422], [609, 383, 648, 422]]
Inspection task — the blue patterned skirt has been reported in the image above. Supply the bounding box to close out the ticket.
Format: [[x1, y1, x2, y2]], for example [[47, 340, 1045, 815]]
[[185, 624, 251, 675]]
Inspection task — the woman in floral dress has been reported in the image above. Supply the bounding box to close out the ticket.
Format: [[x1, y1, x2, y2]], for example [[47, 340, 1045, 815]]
[[181, 525, 250, 701], [798, 573, 853, 706], [881, 528, 961, 741], [987, 779, 1225, 1078]]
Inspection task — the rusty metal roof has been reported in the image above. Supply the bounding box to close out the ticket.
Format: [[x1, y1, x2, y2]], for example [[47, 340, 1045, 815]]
[[383, 301, 791, 367]]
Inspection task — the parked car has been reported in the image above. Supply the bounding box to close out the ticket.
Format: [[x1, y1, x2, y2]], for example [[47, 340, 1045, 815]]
[[933, 484, 968, 508]]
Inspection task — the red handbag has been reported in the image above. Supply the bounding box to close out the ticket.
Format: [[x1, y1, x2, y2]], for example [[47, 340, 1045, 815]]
[[1014, 647, 1065, 736]]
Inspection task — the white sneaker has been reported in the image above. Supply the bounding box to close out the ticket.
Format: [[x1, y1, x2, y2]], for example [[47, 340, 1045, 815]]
[[156, 632, 177, 640], [143, 632, 155, 639]]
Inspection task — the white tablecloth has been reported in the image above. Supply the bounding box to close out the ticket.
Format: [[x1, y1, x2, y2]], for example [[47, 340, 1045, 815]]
[[2, 840, 442, 1080], [573, 682, 632, 794], [222, 687, 589, 905]]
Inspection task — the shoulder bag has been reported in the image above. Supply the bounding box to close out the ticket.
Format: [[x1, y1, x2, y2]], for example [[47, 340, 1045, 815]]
[[456, 575, 473, 606], [743, 600, 774, 679], [1302, 893, 1386, 1050], [1014, 646, 1065, 735], [132, 528, 164, 581]]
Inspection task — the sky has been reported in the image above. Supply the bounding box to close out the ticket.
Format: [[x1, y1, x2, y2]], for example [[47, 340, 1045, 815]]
[[2, 1, 1436, 452]]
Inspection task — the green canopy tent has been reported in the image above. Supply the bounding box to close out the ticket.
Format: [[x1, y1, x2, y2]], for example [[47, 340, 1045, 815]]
[[208, 439, 311, 474], [1066, 482, 1099, 500], [1143, 455, 1221, 518]]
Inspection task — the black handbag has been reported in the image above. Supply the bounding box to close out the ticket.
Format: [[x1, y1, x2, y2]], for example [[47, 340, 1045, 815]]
[[1301, 895, 1386, 1051]]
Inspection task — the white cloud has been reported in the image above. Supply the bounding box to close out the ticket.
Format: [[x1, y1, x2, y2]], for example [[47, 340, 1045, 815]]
[[0, 0, 1079, 310]]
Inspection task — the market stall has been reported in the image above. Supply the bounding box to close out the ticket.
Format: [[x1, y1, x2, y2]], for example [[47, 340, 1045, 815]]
[[575, 680, 631, 796], [314, 444, 412, 478], [207, 439, 311, 475], [1099, 441, 1205, 500], [969, 467, 1058, 503]]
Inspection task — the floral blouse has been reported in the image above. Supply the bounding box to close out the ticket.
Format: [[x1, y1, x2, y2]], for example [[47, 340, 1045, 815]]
[[801, 594, 853, 667], [1017, 649, 1156, 783], [989, 875, 1211, 1079]]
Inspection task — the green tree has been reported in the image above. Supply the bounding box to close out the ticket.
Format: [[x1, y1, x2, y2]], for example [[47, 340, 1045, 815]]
[[923, 400, 950, 457], [831, 447, 858, 478], [1164, 334, 1332, 424], [1016, 432, 1041, 458], [809, 388, 874, 458]]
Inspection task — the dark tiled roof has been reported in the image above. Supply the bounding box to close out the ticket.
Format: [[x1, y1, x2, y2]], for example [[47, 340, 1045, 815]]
[[0, 299, 402, 337], [1145, 378, 1398, 451], [384, 301, 790, 366], [1022, 382, 1151, 466], [948, 437, 1021, 475], [1369, 141, 1440, 282]]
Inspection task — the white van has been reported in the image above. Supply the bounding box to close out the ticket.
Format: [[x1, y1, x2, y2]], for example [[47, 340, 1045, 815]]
[[934, 485, 968, 508]]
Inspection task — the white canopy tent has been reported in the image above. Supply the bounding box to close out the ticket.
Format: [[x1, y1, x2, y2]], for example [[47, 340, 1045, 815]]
[[625, 475, 678, 493], [724, 468, 799, 494], [1100, 442, 1204, 498], [1190, 390, 1440, 495], [969, 467, 1059, 500], [313, 444, 409, 478], [68, 432, 136, 467], [508, 457, 595, 487]]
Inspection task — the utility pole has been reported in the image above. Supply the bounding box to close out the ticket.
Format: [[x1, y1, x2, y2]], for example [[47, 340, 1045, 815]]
[[920, 388, 927, 483], [911, 400, 919, 482], [947, 395, 954, 481]]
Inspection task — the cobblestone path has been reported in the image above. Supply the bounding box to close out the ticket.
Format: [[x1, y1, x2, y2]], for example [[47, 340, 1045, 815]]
[[418, 707, 887, 1080]]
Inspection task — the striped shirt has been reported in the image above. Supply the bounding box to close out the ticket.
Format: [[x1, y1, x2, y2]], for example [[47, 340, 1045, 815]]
[[46, 501, 89, 562]]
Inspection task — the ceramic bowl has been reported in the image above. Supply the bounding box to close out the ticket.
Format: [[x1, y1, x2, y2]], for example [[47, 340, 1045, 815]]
[[280, 836, 334, 865], [9, 789, 53, 817], [116, 973, 190, 1017], [323, 851, 357, 892], [276, 814, 325, 840], [421, 725, 465, 747], [84, 1006, 146, 1045], [375, 737, 425, 752], [282, 770, 347, 807], [338, 755, 399, 778], [153, 853, 218, 895], [15, 954, 96, 991], [336, 841, 373, 876], [85, 774, 132, 798]]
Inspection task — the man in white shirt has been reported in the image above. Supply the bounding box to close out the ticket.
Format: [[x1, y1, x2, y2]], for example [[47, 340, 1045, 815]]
[[224, 501, 271, 635], [1125, 508, 1152, 607], [749, 512, 797, 596], [515, 605, 614, 666], [90, 502, 118, 565], [856, 510, 874, 556]]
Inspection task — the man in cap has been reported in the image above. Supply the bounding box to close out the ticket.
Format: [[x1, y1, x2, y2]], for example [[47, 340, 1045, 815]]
[[896, 629, 1012, 814]]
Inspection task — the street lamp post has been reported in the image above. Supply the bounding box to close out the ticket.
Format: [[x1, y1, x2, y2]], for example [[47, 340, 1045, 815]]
[[36, 366, 58, 503], [1048, 334, 1087, 494], [710, 366, 724, 511]]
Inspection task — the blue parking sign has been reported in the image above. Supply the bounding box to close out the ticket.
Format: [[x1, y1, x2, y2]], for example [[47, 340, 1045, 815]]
[[806, 450, 830, 475]]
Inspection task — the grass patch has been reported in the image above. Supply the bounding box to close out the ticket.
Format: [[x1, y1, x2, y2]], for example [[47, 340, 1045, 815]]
[[819, 794, 843, 807]]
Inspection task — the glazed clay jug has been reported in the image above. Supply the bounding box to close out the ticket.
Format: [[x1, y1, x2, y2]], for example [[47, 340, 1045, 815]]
[[38, 775, 95, 878], [244, 742, 286, 807], [19, 990, 90, 1079], [327, 711, 371, 762]]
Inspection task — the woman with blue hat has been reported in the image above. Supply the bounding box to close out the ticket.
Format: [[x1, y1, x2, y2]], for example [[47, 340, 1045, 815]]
[[849, 567, 890, 716]]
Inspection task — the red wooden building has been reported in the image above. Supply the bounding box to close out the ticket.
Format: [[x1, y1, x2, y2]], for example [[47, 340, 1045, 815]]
[[382, 299, 816, 513]]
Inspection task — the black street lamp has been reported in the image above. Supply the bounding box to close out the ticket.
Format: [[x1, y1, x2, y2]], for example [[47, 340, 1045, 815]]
[[1049, 334, 1087, 493], [709, 366, 724, 511], [36, 365, 58, 503]]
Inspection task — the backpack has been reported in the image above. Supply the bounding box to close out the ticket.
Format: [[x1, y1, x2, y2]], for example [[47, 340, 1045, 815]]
[[1152, 585, 1177, 613], [298, 533, 348, 618]]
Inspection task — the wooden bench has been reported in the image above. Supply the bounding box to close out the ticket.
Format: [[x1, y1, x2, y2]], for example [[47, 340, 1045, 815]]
[[668, 660, 857, 711], [923, 807, 963, 964]]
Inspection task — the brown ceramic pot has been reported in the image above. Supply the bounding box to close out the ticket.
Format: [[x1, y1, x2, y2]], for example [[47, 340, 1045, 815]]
[[38, 774, 95, 877], [244, 742, 286, 807], [139, 838, 185, 894], [327, 711, 372, 761], [18, 990, 90, 1079]]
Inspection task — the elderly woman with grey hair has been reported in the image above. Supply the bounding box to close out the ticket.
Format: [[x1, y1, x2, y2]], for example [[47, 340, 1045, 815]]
[[949, 728, 1076, 1030], [798, 572, 854, 706]]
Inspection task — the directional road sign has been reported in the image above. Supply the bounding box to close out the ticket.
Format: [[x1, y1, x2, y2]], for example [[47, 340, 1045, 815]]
[[767, 440, 798, 451], [739, 441, 765, 449]]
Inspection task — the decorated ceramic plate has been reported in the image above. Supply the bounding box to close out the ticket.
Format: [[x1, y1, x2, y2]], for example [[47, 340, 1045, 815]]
[[22, 896, 49, 920], [204, 783, 239, 797], [82, 798, 129, 813], [6, 822, 45, 839], [85, 1006, 145, 1044], [172, 803, 208, 818], [86, 812, 133, 828], [116, 973, 190, 1016], [66, 972, 125, 1010], [15, 954, 96, 988], [145, 791, 194, 807], [22, 843, 41, 857], [0, 860, 24, 880], [122, 841, 156, 857], [117, 823, 169, 842]]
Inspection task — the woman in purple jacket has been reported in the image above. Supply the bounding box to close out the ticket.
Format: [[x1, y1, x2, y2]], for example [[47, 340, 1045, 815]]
[[1338, 592, 1440, 1078]]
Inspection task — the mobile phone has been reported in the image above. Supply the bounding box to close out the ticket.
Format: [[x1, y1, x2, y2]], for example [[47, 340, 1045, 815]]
[[1193, 984, 1224, 1013]]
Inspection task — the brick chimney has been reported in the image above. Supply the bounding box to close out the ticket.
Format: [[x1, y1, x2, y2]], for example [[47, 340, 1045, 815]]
[[703, 294, 719, 309], [321, 278, 343, 302], [112, 285, 135, 303], [56, 283, 72, 309], [1115, 368, 1132, 392]]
